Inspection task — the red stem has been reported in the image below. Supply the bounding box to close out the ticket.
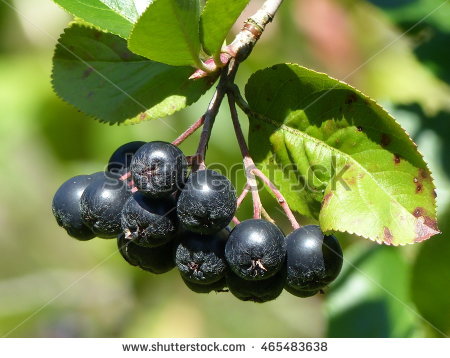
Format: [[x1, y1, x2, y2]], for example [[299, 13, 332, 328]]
[[172, 116, 205, 147], [228, 92, 300, 229]]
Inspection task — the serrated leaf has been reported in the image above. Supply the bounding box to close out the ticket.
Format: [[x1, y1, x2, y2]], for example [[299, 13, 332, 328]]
[[200, 0, 250, 56], [245, 64, 439, 245], [411, 206, 450, 336], [52, 24, 213, 124], [53, 0, 152, 38], [128, 0, 202, 67], [326, 243, 422, 337]]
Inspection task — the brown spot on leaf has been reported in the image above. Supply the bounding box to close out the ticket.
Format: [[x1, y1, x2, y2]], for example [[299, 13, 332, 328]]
[[413, 207, 425, 217], [383, 227, 393, 245], [346, 176, 357, 185], [419, 168, 428, 180], [381, 133, 391, 147], [82, 67, 93, 78], [416, 183, 423, 193], [357, 126, 363, 132], [254, 124, 261, 131], [345, 93, 358, 105], [433, 189, 437, 198], [394, 154, 401, 164], [139, 112, 148, 120], [321, 192, 333, 208]]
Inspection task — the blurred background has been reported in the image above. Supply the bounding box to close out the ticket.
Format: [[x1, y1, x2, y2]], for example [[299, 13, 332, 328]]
[[0, 0, 449, 338]]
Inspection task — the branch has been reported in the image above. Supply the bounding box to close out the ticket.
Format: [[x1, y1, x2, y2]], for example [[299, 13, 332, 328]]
[[191, 0, 285, 78]]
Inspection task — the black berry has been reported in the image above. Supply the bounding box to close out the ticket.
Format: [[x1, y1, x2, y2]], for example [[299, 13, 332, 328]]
[[182, 277, 227, 294], [121, 192, 178, 247], [284, 285, 319, 298], [80, 175, 130, 238], [177, 169, 236, 234], [226, 268, 286, 303], [175, 229, 229, 285], [225, 219, 286, 280], [117, 233, 176, 274], [285, 225, 343, 291], [52, 172, 104, 240], [107, 141, 145, 174], [131, 141, 187, 198]]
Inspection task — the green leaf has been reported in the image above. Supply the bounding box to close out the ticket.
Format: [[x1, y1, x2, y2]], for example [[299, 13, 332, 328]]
[[411, 206, 450, 336], [368, 0, 450, 32], [128, 0, 202, 67], [52, 24, 213, 124], [245, 64, 439, 245], [200, 0, 250, 56], [326, 243, 422, 337], [53, 0, 152, 38]]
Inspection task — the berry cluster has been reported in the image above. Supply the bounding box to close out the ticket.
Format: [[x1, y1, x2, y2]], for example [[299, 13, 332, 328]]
[[52, 141, 343, 302]]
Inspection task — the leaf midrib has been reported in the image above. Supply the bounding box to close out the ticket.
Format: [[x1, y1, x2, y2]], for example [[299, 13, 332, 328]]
[[251, 111, 418, 220]]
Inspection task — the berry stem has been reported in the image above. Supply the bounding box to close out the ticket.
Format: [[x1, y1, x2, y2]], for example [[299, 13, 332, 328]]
[[236, 184, 251, 208], [172, 115, 205, 147], [228, 93, 262, 220], [227, 91, 300, 230]]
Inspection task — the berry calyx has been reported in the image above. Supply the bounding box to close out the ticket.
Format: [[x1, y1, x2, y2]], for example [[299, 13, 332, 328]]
[[285, 225, 343, 291], [131, 141, 187, 198], [175, 229, 229, 285], [225, 219, 286, 280], [177, 169, 237, 234], [121, 192, 178, 247]]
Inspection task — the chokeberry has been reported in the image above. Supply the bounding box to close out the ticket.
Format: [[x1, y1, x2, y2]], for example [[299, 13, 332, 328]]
[[80, 175, 130, 238], [117, 233, 176, 274], [285, 225, 343, 291], [226, 267, 286, 303], [131, 141, 187, 198], [175, 229, 229, 285], [177, 169, 237, 234], [182, 277, 227, 294], [284, 285, 319, 298], [121, 192, 178, 247], [225, 219, 286, 280], [52, 172, 104, 240], [107, 141, 145, 174]]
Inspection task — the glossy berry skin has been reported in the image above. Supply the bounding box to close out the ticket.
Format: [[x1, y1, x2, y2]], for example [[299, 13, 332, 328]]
[[107, 141, 145, 174], [285, 225, 343, 291], [182, 277, 227, 294], [121, 192, 178, 247], [284, 285, 318, 298], [175, 229, 229, 285], [117, 234, 176, 274], [177, 170, 237, 234], [52, 172, 104, 240], [225, 219, 286, 280], [80, 176, 130, 238], [226, 267, 286, 303], [131, 141, 187, 198]]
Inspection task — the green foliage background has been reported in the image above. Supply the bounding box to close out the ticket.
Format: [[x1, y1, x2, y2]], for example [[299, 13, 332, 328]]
[[0, 0, 449, 338]]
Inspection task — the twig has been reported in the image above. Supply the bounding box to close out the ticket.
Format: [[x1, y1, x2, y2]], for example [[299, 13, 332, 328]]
[[172, 116, 205, 147]]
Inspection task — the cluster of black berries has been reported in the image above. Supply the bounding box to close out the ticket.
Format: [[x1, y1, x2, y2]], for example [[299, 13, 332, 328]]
[[52, 141, 343, 302]]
